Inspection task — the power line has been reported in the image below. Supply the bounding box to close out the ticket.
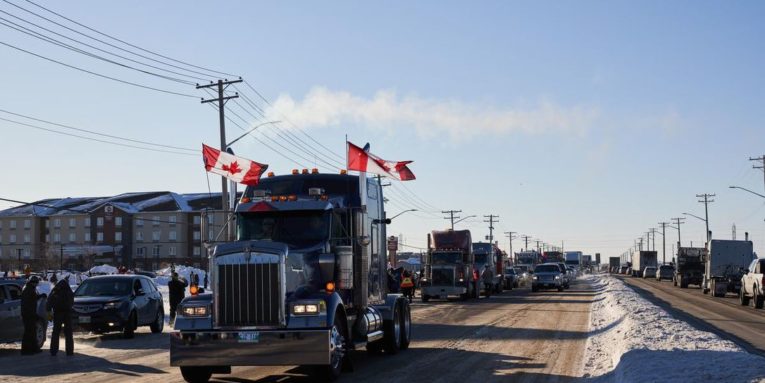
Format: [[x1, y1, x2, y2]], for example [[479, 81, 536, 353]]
[[0, 39, 198, 98]]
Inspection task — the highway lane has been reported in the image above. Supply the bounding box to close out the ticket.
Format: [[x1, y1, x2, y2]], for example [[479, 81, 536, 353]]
[[0, 278, 597, 383], [620, 275, 765, 356]]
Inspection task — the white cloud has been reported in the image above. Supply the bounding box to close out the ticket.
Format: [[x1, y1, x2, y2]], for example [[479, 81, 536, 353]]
[[265, 87, 599, 141]]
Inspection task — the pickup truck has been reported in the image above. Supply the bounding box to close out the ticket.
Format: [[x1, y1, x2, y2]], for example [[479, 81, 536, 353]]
[[740, 258, 765, 309]]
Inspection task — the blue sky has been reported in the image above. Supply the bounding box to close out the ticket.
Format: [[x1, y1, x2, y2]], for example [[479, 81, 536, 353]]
[[0, 1, 764, 258]]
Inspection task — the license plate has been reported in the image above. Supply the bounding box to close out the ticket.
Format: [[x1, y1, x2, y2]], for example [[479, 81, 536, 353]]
[[79, 316, 91, 324], [238, 331, 259, 343]]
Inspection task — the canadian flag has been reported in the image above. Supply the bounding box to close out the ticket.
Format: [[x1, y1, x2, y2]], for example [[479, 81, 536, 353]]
[[202, 144, 268, 186], [346, 141, 416, 181]]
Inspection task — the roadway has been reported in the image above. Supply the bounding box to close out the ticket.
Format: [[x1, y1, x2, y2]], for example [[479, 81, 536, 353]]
[[619, 275, 765, 356], [0, 278, 597, 383]]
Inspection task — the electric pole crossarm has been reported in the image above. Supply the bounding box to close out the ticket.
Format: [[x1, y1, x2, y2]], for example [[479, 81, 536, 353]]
[[196, 78, 243, 90], [201, 95, 239, 104]]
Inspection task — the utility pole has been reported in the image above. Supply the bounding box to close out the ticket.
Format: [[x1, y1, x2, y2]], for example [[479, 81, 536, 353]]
[[504, 232, 516, 262], [696, 193, 715, 243], [535, 240, 541, 252], [442, 210, 462, 230], [672, 217, 686, 247], [483, 214, 499, 243], [751, 155, 765, 193], [197, 78, 243, 241], [522, 235, 531, 251], [658, 222, 668, 265], [650, 228, 656, 251]]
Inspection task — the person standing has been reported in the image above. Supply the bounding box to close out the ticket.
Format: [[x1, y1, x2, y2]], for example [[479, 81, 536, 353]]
[[20, 276, 42, 355], [47, 277, 74, 356], [168, 272, 188, 322], [400, 270, 414, 303]]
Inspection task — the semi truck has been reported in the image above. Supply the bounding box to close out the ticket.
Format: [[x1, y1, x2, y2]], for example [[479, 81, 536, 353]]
[[564, 251, 582, 268], [703, 237, 755, 297], [170, 171, 412, 382], [473, 242, 503, 294], [631, 251, 658, 277], [609, 257, 620, 273], [420, 230, 475, 301], [544, 251, 564, 263], [674, 246, 706, 288]]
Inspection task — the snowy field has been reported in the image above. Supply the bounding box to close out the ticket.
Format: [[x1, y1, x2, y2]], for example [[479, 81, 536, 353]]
[[582, 274, 765, 382]]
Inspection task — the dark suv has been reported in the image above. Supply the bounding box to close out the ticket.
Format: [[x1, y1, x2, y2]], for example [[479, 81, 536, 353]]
[[72, 275, 164, 338], [0, 278, 48, 349]]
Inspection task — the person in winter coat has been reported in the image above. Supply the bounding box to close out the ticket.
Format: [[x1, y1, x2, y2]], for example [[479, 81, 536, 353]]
[[400, 270, 415, 303], [20, 276, 42, 355], [480, 264, 494, 298], [47, 277, 74, 356], [168, 272, 188, 322]]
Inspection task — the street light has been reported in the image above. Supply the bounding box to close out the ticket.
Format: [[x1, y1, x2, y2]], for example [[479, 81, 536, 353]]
[[226, 120, 282, 147], [374, 209, 417, 225], [729, 185, 765, 199], [682, 212, 706, 222], [389, 209, 417, 221], [452, 215, 477, 226]]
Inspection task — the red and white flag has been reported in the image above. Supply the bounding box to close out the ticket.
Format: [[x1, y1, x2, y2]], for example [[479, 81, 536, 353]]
[[202, 144, 268, 186], [346, 141, 416, 181]]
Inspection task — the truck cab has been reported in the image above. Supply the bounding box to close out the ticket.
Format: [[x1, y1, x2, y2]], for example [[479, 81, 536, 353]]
[[170, 172, 412, 382], [472, 242, 503, 295], [420, 230, 475, 301]]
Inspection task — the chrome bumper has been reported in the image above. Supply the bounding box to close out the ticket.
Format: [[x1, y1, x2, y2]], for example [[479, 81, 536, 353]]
[[170, 329, 330, 367], [422, 285, 467, 296]]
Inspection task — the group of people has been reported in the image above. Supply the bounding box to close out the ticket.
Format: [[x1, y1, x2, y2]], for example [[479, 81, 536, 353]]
[[20, 275, 75, 356]]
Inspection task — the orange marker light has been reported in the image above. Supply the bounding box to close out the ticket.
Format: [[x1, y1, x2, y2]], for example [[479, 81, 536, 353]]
[[190, 285, 199, 295], [292, 169, 299, 175], [240, 197, 251, 203], [340, 169, 347, 175], [301, 168, 309, 174], [271, 196, 279, 202], [267, 172, 275, 177], [311, 168, 319, 174], [325, 281, 335, 292], [279, 195, 287, 202], [287, 195, 297, 201]]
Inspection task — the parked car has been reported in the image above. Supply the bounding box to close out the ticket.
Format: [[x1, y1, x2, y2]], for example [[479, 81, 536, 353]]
[[0, 278, 48, 349], [656, 265, 674, 281], [531, 263, 564, 292], [72, 275, 164, 338], [556, 263, 571, 289], [643, 266, 657, 279], [740, 258, 765, 309], [504, 267, 518, 289]]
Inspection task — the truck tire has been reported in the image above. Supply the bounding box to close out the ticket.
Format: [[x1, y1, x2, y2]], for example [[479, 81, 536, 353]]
[[318, 311, 348, 381], [755, 288, 764, 309], [180, 367, 212, 383], [399, 300, 411, 350], [740, 288, 751, 306], [382, 303, 402, 355], [421, 294, 430, 303]]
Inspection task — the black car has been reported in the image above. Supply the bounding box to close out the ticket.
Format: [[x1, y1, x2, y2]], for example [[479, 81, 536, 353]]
[[72, 275, 164, 338]]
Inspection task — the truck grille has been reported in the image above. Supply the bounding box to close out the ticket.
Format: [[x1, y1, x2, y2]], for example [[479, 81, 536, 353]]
[[432, 268, 455, 286], [217, 263, 281, 327]]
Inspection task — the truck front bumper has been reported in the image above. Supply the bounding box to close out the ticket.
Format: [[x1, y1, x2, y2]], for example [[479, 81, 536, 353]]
[[170, 329, 330, 367], [422, 285, 467, 297]]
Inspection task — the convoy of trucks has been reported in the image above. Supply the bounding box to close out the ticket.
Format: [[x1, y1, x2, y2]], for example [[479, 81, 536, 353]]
[[473, 242, 504, 294], [631, 251, 658, 277], [674, 246, 706, 288], [702, 237, 755, 297], [420, 230, 476, 301], [170, 172, 412, 382]]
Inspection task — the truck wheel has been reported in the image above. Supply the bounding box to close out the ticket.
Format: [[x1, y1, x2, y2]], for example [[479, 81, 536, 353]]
[[399, 300, 411, 350], [180, 367, 212, 383], [755, 289, 764, 309], [123, 311, 136, 339], [740, 288, 751, 306], [382, 303, 402, 355], [421, 294, 430, 303], [35, 319, 47, 350], [319, 311, 347, 381]]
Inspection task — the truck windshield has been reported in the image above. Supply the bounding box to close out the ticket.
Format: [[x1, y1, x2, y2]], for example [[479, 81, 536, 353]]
[[432, 252, 462, 264], [474, 254, 488, 265], [237, 210, 329, 248]]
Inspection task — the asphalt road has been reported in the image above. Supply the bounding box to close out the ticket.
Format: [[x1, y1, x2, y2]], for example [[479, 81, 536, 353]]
[[620, 275, 765, 356], [0, 278, 597, 383]]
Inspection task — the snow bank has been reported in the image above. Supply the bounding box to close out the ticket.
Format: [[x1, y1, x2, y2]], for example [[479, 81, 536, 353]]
[[89, 264, 118, 275], [155, 265, 207, 287], [583, 275, 765, 382]]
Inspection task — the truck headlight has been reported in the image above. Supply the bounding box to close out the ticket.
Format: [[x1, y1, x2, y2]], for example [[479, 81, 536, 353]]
[[291, 302, 323, 316], [555, 275, 561, 280], [532, 275, 538, 280], [181, 305, 209, 317]]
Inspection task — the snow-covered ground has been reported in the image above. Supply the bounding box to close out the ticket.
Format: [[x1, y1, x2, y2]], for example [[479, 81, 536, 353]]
[[582, 275, 765, 382]]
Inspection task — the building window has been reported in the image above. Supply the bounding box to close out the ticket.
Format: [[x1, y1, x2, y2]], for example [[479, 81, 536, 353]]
[[115, 217, 123, 227], [152, 246, 160, 256], [69, 218, 76, 228], [53, 219, 60, 228], [96, 232, 103, 242], [137, 247, 145, 256], [136, 218, 143, 227], [152, 216, 160, 226], [169, 246, 176, 256], [53, 233, 60, 243], [169, 216, 176, 226], [23, 234, 30, 243], [115, 232, 122, 242], [84, 232, 91, 242], [23, 219, 31, 229], [136, 232, 143, 242], [97, 217, 104, 227], [169, 231, 177, 241], [10, 220, 16, 229], [193, 231, 200, 241], [23, 249, 30, 258], [68, 233, 76, 243], [9, 234, 16, 243], [193, 215, 201, 225], [193, 246, 201, 256], [84, 218, 90, 228], [152, 231, 160, 242]]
